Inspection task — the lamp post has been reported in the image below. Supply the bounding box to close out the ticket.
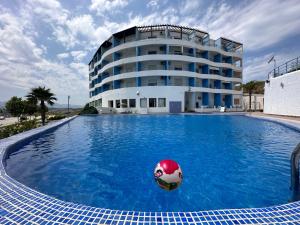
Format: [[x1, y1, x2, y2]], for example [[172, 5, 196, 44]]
[[67, 95, 70, 114]]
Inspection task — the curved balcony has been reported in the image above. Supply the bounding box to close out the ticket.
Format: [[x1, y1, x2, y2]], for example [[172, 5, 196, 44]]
[[90, 54, 242, 83], [91, 70, 241, 89], [90, 85, 242, 101], [93, 38, 242, 69]]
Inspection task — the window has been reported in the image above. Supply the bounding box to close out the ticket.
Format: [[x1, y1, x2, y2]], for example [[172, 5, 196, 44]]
[[148, 65, 157, 70], [116, 100, 120, 108], [121, 99, 128, 108], [234, 98, 240, 105], [108, 100, 113, 108], [174, 77, 182, 86], [96, 99, 102, 107], [129, 99, 136, 108], [140, 98, 147, 108], [148, 78, 157, 86], [158, 98, 166, 107], [149, 98, 157, 107]]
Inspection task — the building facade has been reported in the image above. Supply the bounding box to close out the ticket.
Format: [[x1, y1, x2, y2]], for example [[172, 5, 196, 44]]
[[89, 25, 243, 113], [264, 56, 300, 116]]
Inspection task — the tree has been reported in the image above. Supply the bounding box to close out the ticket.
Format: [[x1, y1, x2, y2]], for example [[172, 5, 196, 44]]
[[26, 87, 57, 125], [243, 81, 262, 111], [79, 103, 98, 115], [23, 100, 38, 118], [5, 96, 24, 118]]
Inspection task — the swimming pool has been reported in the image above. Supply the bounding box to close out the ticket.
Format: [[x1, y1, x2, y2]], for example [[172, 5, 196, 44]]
[[4, 115, 300, 212]]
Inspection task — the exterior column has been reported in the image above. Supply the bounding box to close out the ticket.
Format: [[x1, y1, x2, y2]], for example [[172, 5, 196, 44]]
[[202, 92, 209, 106], [135, 46, 141, 86], [214, 93, 221, 107], [225, 94, 232, 108]]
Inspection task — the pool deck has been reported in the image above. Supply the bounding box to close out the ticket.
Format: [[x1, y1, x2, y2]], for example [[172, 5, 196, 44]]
[[246, 112, 300, 132], [1, 114, 300, 224]]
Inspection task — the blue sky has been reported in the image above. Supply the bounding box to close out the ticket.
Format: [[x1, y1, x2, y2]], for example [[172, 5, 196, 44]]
[[0, 0, 299, 105]]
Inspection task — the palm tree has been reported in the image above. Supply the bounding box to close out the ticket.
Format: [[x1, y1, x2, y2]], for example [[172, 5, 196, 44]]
[[26, 87, 57, 125], [243, 81, 258, 111]]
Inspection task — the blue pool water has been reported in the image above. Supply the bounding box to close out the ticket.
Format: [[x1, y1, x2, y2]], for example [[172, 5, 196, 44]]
[[5, 115, 300, 211]]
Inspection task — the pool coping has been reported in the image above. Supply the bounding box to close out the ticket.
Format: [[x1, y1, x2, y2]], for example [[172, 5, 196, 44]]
[[0, 114, 300, 224], [245, 114, 300, 132]]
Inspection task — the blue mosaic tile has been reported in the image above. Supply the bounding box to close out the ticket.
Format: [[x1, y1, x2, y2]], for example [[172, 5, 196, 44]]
[[0, 208, 9, 217]]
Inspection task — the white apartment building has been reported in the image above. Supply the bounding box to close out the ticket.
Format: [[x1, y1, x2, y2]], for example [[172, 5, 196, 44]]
[[89, 25, 243, 113]]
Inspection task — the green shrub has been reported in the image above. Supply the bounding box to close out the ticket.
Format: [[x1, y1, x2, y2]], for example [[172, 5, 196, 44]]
[[20, 115, 27, 121], [0, 120, 38, 139], [79, 104, 98, 115]]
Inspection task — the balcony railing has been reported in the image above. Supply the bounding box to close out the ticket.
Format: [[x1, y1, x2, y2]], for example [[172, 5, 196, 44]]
[[268, 56, 300, 78]]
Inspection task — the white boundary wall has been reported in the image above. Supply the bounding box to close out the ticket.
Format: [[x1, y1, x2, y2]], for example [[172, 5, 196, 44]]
[[264, 70, 300, 116]]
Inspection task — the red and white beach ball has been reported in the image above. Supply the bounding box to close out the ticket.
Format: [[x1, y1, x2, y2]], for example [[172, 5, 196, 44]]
[[154, 159, 183, 191]]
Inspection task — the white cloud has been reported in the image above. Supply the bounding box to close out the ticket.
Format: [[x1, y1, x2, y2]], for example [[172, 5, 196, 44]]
[[0, 8, 88, 105], [0, 12, 43, 63], [52, 26, 79, 49], [64, 14, 111, 48], [57, 52, 70, 60], [70, 51, 87, 61], [147, 0, 159, 9], [104, 7, 180, 32], [69, 62, 88, 79], [26, 1, 111, 49], [179, 0, 204, 15], [193, 0, 300, 50], [27, 0, 69, 24], [89, 0, 129, 15]]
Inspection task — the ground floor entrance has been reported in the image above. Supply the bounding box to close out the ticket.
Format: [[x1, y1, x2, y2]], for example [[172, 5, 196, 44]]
[[184, 91, 236, 112]]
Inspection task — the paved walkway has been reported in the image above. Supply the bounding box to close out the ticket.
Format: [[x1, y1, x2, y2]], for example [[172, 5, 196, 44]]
[[248, 112, 300, 122], [246, 112, 300, 132], [0, 117, 18, 127]]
